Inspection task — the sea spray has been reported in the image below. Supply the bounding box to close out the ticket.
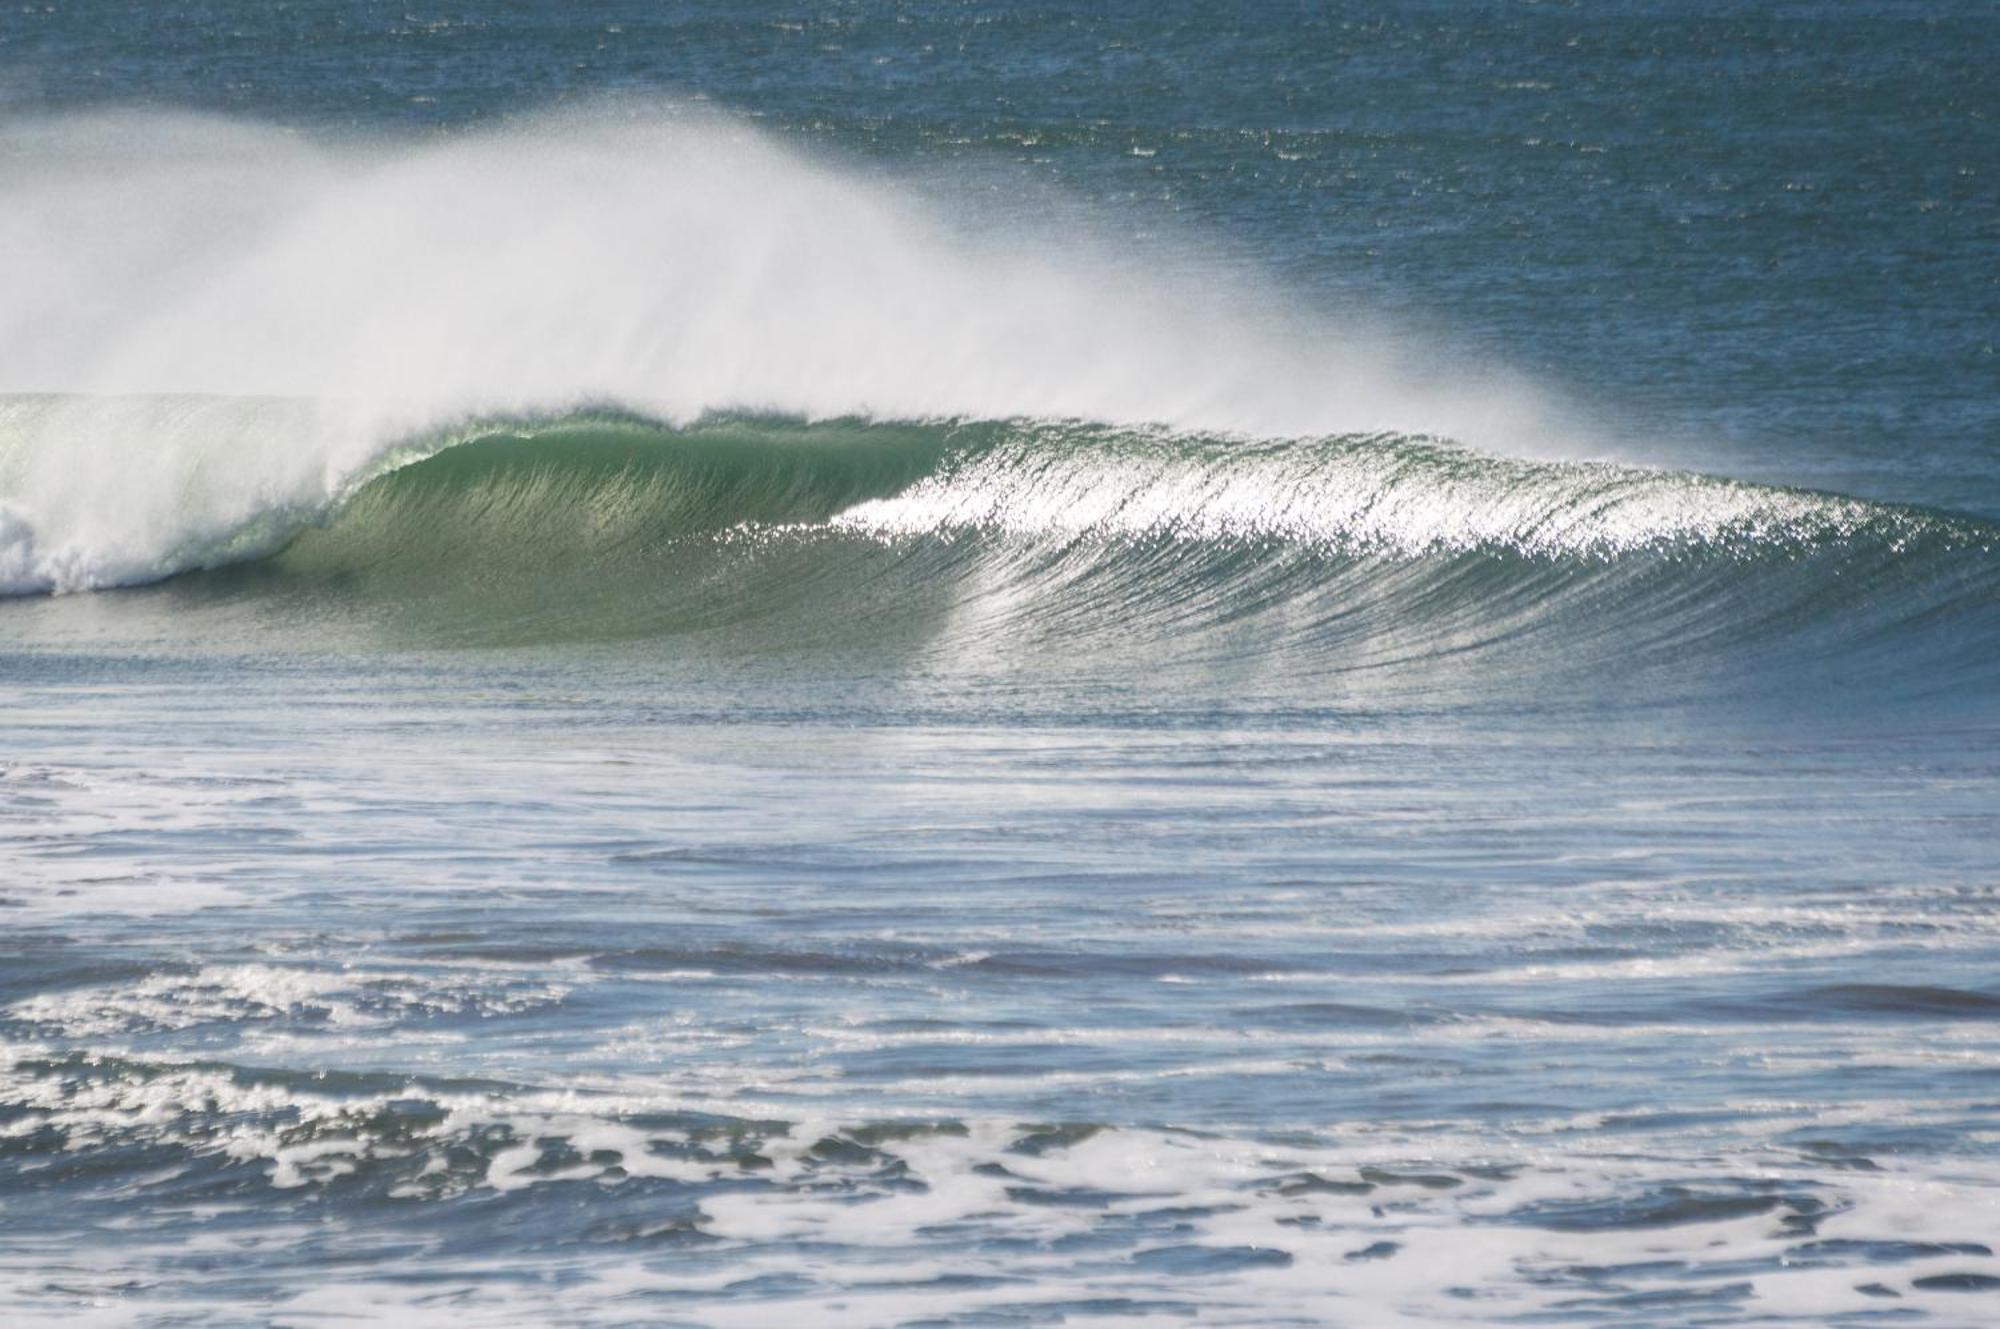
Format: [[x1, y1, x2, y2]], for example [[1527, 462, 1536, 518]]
[[0, 106, 1573, 595]]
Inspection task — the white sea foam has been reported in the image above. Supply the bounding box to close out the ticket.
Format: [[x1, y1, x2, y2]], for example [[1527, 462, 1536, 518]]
[[7, 962, 568, 1040], [4, 1036, 1996, 1327]]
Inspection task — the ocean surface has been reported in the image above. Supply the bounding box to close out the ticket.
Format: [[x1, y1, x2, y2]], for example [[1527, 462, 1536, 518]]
[[2, 3, 1998, 1325]]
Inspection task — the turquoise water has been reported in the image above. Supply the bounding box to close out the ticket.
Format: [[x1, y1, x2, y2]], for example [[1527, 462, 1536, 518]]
[[2, 4, 1998, 1325]]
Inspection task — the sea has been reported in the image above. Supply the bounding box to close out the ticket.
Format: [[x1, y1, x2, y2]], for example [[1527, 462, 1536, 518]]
[[1, 3, 1997, 1325]]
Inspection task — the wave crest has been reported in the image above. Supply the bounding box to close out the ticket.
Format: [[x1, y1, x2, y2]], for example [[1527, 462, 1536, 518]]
[[3, 408, 1986, 690]]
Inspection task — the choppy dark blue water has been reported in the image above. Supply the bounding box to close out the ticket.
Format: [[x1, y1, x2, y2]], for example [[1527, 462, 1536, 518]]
[[1, 3, 1997, 1325]]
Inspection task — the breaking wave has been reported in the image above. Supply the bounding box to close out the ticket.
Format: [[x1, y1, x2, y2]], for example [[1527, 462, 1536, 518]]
[[0, 405, 1991, 695], [0, 109, 1993, 688]]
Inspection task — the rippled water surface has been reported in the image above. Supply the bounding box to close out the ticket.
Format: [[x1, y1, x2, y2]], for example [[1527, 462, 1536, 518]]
[[2, 2, 1997, 1325]]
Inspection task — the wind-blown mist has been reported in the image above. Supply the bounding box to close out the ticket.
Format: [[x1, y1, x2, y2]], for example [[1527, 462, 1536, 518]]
[[0, 107, 1569, 595]]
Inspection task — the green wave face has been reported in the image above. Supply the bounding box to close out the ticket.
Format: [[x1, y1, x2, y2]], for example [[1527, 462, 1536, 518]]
[[6, 411, 1995, 700], [213, 415, 973, 649], [276, 416, 962, 579], [138, 415, 1987, 693]]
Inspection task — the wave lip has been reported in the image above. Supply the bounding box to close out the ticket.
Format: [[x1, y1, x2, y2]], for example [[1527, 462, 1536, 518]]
[[829, 421, 1963, 559]]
